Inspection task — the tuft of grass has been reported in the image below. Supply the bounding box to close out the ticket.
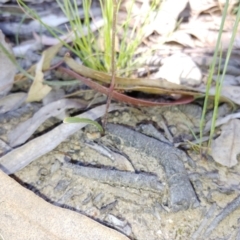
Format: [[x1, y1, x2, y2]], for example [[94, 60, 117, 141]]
[[18, 0, 159, 77], [56, 0, 107, 71]]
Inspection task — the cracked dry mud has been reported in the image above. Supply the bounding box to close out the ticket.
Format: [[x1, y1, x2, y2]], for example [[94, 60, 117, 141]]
[[2, 104, 239, 240]]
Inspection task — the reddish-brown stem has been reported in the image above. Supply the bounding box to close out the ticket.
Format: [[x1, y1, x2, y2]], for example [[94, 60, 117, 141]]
[[58, 66, 194, 106]]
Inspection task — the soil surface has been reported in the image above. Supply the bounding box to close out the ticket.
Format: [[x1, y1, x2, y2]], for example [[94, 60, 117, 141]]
[[1, 0, 240, 240], [1, 104, 239, 240]]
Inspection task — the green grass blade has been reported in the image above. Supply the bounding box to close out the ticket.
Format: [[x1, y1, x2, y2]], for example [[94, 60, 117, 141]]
[[208, 1, 240, 148], [199, 0, 229, 150], [63, 117, 103, 132]]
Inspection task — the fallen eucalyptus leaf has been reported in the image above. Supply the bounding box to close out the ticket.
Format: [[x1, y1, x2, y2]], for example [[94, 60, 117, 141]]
[[15, 42, 63, 82], [26, 52, 52, 102], [153, 53, 202, 86], [147, 0, 188, 36], [211, 119, 240, 167]]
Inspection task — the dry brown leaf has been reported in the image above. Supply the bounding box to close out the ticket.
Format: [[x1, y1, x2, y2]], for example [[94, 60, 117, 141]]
[[211, 119, 240, 167], [14, 42, 63, 82], [189, 0, 217, 16], [178, 14, 240, 49], [152, 53, 202, 86], [26, 52, 52, 102], [218, 0, 239, 13], [14, 63, 35, 82], [151, 0, 188, 36], [0, 30, 16, 96], [64, 56, 236, 106], [166, 31, 195, 48], [42, 42, 63, 70]]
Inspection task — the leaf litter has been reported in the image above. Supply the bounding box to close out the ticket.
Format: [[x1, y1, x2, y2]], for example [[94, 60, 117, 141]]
[[211, 119, 240, 167], [1, 0, 240, 239], [26, 51, 52, 102]]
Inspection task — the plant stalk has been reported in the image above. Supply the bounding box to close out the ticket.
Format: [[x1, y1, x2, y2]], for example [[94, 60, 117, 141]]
[[102, 0, 118, 129]]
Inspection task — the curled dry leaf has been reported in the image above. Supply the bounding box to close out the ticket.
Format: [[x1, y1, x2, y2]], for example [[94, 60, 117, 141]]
[[26, 52, 52, 102], [211, 119, 240, 167], [15, 42, 63, 82], [0, 30, 16, 96]]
